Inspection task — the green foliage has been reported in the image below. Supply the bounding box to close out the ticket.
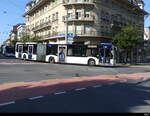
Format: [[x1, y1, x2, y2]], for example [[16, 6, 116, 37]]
[[112, 25, 144, 49], [10, 36, 18, 46], [19, 33, 41, 43]]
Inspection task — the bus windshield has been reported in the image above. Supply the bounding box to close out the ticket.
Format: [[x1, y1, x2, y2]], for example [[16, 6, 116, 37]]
[[6, 46, 15, 54]]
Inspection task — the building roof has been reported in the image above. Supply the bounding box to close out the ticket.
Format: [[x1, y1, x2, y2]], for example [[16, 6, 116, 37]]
[[24, 0, 49, 17]]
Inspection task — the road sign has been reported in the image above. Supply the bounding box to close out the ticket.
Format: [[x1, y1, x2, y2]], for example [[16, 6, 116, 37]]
[[57, 33, 74, 40]]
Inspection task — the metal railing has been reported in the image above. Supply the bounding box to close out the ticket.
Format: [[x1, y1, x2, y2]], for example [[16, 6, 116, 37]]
[[63, 15, 95, 22], [32, 21, 51, 32], [75, 31, 112, 38], [38, 30, 113, 40], [39, 31, 66, 40], [63, 0, 95, 4]]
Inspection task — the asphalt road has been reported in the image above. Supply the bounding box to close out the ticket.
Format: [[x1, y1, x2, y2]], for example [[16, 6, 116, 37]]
[[0, 55, 150, 113], [0, 79, 150, 113], [0, 55, 150, 84]]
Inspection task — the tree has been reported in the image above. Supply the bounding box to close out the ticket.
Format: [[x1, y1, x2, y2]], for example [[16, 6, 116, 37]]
[[112, 25, 144, 63], [19, 33, 41, 43], [10, 36, 18, 46]]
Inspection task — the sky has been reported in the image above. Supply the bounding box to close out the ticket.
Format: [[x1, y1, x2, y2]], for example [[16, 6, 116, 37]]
[[0, 0, 150, 45]]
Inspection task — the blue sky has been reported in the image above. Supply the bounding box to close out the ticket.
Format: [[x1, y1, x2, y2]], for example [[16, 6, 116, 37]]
[[0, 0, 150, 45]]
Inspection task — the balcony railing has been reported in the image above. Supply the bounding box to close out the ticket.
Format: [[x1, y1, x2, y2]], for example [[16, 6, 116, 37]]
[[39, 31, 66, 40], [63, 15, 95, 22], [73, 30, 112, 38], [100, 31, 112, 38], [39, 30, 113, 40], [63, 0, 95, 6], [32, 21, 51, 32], [111, 20, 126, 28]]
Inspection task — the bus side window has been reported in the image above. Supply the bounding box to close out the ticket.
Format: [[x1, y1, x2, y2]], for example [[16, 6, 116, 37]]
[[46, 45, 57, 55], [92, 48, 97, 57], [23, 45, 28, 53], [33, 45, 37, 54], [68, 48, 73, 56], [86, 49, 92, 56], [46, 45, 51, 55]]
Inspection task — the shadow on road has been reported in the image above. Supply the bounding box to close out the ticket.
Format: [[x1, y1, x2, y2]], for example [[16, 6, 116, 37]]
[[0, 78, 150, 113], [0, 55, 16, 60]]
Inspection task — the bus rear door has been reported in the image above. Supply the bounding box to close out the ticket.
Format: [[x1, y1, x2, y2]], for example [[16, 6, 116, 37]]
[[28, 45, 33, 60], [18, 45, 23, 59], [58, 45, 67, 63]]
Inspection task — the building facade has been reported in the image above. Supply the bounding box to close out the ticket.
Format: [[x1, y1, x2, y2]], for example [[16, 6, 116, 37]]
[[17, 24, 26, 41], [3, 24, 24, 46], [144, 27, 150, 41], [24, 0, 147, 44], [2, 39, 11, 46]]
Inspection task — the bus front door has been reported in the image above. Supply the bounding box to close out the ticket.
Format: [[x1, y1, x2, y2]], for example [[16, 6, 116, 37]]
[[58, 45, 67, 63], [28, 45, 33, 60], [18, 45, 23, 59]]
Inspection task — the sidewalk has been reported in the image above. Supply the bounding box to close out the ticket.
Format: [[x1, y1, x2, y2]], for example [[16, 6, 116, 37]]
[[0, 72, 150, 103], [116, 63, 150, 67]]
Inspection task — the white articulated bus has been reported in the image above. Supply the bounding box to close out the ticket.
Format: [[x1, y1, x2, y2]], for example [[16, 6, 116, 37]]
[[15, 42, 38, 60], [15, 42, 116, 66]]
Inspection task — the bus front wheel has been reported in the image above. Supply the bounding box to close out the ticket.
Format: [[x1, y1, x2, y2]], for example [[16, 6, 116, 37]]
[[88, 59, 96, 66], [49, 57, 55, 64]]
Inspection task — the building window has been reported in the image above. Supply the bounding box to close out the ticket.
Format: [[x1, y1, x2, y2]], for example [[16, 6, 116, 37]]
[[85, 25, 91, 34], [76, 9, 82, 19], [68, 9, 73, 19], [56, 12, 59, 20], [68, 25, 73, 33], [85, 9, 90, 18], [76, 25, 82, 35], [52, 14, 55, 22]]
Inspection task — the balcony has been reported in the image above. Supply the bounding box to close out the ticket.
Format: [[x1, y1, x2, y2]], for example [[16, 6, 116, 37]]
[[75, 31, 96, 37], [63, 15, 95, 22], [32, 21, 51, 32], [39, 31, 70, 41], [100, 31, 112, 38], [39, 30, 113, 40], [75, 30, 112, 38], [110, 20, 126, 28], [63, 0, 95, 6]]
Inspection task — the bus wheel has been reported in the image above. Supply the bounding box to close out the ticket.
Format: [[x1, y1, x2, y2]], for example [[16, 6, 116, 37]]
[[23, 55, 26, 60], [88, 59, 96, 66], [49, 57, 55, 64]]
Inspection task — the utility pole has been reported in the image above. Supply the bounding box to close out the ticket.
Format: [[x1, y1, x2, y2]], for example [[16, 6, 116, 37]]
[[65, 15, 68, 44], [111, 45, 116, 66]]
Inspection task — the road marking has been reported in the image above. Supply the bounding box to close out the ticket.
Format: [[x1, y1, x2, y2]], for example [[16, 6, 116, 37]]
[[75, 88, 86, 91], [54, 91, 66, 95], [93, 85, 102, 88], [29, 96, 44, 100], [108, 82, 116, 85], [120, 80, 127, 83], [142, 77, 149, 81], [0, 101, 15, 107]]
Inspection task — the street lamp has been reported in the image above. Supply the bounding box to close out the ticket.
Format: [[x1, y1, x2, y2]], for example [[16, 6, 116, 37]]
[[65, 15, 68, 44]]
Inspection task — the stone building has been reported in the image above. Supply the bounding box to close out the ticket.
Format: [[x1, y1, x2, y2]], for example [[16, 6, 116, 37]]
[[23, 0, 147, 44]]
